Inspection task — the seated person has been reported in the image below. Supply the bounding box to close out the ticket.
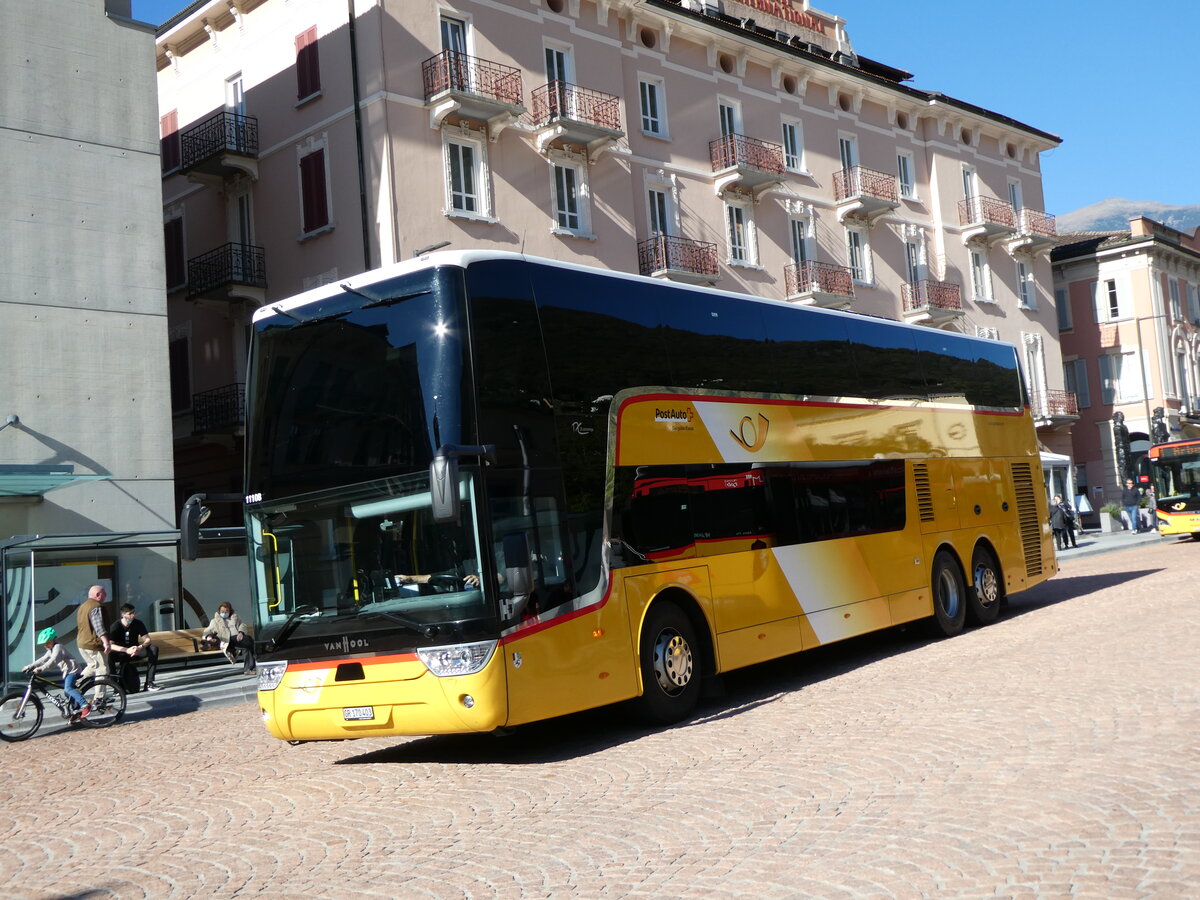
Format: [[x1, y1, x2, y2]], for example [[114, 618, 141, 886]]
[[202, 602, 256, 675], [396, 571, 482, 589], [108, 603, 162, 692]]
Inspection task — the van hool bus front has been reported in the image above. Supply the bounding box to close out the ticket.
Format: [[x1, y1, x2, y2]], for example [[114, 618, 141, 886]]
[[244, 261, 512, 741]]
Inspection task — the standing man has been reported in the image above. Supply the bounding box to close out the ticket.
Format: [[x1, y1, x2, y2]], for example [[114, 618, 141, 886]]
[[76, 584, 113, 697], [1121, 479, 1141, 534], [108, 603, 162, 692]]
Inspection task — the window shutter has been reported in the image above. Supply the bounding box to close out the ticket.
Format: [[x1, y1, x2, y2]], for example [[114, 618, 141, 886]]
[[296, 27, 321, 100], [160, 111, 180, 173], [1073, 358, 1090, 408], [1090, 281, 1102, 322], [1098, 354, 1114, 404], [300, 149, 329, 232]]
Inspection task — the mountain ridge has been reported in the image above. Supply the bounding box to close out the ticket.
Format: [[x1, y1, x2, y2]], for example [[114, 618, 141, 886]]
[[1057, 198, 1200, 234]]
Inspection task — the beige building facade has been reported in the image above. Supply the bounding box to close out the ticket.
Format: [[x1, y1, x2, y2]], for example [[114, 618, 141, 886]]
[[1053, 217, 1200, 512], [157, 0, 1069, 508]]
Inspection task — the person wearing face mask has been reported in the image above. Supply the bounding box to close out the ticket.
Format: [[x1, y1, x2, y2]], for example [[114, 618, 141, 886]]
[[201, 601, 256, 674]]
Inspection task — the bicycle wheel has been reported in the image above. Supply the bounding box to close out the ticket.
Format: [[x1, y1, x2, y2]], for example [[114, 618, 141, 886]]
[[0, 691, 44, 742], [78, 676, 125, 728]]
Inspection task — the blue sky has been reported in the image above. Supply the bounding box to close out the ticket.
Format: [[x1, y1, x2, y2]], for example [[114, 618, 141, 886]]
[[131, 0, 1199, 215]]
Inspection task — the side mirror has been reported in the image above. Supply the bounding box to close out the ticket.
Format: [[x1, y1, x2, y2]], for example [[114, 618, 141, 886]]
[[180, 497, 207, 562], [430, 454, 460, 524]]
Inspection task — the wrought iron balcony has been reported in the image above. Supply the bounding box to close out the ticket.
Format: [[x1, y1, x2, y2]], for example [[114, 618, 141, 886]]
[[531, 81, 624, 159], [833, 165, 899, 223], [901, 279, 963, 325], [186, 242, 266, 304], [1008, 208, 1058, 253], [422, 49, 525, 135], [710, 133, 785, 198], [784, 260, 855, 308], [180, 111, 259, 180], [958, 196, 1017, 244], [1031, 389, 1079, 423], [637, 235, 719, 285], [192, 383, 245, 435]]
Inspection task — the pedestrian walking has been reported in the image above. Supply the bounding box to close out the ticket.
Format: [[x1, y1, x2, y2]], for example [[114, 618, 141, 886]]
[[1121, 479, 1141, 533], [76, 584, 113, 699], [1050, 495, 1069, 550], [1059, 496, 1078, 548]]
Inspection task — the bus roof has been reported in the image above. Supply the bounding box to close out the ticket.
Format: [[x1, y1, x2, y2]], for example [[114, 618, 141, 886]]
[[251, 251, 983, 346]]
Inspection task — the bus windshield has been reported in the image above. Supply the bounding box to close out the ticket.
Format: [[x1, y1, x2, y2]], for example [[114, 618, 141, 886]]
[[1152, 452, 1200, 502], [247, 470, 496, 656]]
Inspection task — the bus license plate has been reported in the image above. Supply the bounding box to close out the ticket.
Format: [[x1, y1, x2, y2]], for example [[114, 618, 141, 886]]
[[343, 706, 374, 721]]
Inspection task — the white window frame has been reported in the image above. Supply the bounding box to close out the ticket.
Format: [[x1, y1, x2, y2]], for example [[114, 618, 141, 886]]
[[1188, 281, 1200, 325], [1007, 178, 1023, 214], [1174, 341, 1189, 401], [976, 326, 999, 340], [789, 216, 810, 264], [781, 118, 806, 173], [1099, 350, 1145, 404], [1016, 260, 1036, 309], [443, 129, 492, 220], [970, 250, 993, 303], [1169, 278, 1182, 321], [550, 157, 590, 237], [724, 199, 756, 266], [838, 133, 858, 170], [718, 99, 741, 136], [897, 149, 916, 200], [645, 171, 679, 238], [638, 76, 667, 138], [846, 225, 871, 284], [1092, 277, 1130, 322], [904, 238, 923, 285]]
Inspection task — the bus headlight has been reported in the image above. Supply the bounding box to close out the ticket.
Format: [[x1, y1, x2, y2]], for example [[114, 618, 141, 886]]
[[418, 640, 497, 677], [257, 662, 288, 691]]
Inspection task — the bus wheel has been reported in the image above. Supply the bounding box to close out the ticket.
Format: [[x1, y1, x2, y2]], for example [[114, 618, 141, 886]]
[[635, 602, 700, 724], [929, 550, 967, 638], [967, 547, 1003, 626]]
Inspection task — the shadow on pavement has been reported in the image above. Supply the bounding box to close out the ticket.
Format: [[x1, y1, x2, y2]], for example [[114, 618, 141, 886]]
[[120, 695, 203, 723], [1004, 568, 1163, 619]]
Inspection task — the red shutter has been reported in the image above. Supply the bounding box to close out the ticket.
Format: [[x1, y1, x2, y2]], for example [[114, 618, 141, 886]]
[[160, 110, 180, 172], [300, 149, 329, 233], [296, 27, 321, 100], [164, 217, 185, 289]]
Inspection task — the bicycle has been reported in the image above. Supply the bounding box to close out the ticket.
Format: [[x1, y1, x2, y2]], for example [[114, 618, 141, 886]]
[[0, 670, 126, 742]]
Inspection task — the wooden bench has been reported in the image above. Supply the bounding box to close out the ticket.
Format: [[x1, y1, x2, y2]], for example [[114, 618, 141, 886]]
[[147, 628, 237, 668]]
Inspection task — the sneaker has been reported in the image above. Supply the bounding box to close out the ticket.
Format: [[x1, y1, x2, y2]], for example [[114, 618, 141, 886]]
[[78, 704, 92, 719], [145, 683, 163, 692]]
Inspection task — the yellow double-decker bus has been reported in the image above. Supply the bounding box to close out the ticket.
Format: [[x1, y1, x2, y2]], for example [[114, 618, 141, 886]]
[[243, 251, 1055, 741], [1148, 439, 1200, 537]]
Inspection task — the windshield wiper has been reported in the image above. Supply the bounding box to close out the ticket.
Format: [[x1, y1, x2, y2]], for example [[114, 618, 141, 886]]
[[267, 605, 321, 652], [355, 608, 436, 638], [341, 283, 433, 309]]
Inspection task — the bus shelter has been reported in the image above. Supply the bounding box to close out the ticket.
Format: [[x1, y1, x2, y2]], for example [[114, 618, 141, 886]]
[[1, 528, 247, 678]]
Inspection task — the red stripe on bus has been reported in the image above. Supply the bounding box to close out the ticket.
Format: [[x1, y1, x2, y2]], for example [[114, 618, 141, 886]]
[[285, 652, 419, 672]]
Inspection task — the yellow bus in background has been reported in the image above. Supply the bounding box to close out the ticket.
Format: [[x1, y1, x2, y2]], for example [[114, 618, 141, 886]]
[[1148, 439, 1200, 537], [243, 252, 1056, 741]]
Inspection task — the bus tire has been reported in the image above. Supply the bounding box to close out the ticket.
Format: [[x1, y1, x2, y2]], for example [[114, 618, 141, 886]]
[[635, 601, 700, 724], [967, 546, 1003, 626], [929, 550, 967, 638]]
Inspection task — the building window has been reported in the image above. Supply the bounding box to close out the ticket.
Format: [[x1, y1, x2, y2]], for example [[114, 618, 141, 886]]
[[1169, 278, 1182, 321], [789, 217, 809, 263], [444, 133, 491, 218], [781, 119, 805, 172], [1188, 282, 1200, 325], [639, 78, 665, 137], [164, 216, 185, 291], [1065, 358, 1090, 409], [299, 148, 330, 233], [160, 111, 180, 174], [725, 201, 753, 264], [970, 250, 992, 302], [552, 162, 586, 233], [904, 239, 922, 285], [296, 27, 321, 101], [976, 326, 999, 340], [846, 226, 870, 283], [1017, 260, 1035, 309], [1055, 288, 1072, 331], [648, 187, 670, 236], [1007, 178, 1023, 213], [168, 333, 191, 414], [1098, 351, 1144, 404], [897, 150, 915, 199], [719, 100, 739, 137]]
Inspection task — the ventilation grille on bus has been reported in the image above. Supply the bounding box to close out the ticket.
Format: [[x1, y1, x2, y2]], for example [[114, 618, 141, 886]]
[[912, 463, 935, 523], [1011, 462, 1044, 577]]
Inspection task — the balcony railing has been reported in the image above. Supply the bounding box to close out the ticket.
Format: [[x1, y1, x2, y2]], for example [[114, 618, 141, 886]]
[[1031, 389, 1078, 419], [531, 81, 622, 132], [637, 235, 719, 281], [192, 383, 245, 434], [1018, 208, 1057, 238], [709, 133, 785, 176], [958, 196, 1016, 228], [833, 165, 898, 205], [180, 111, 259, 174], [902, 279, 962, 314], [187, 242, 266, 301], [421, 49, 523, 108], [784, 260, 855, 303]]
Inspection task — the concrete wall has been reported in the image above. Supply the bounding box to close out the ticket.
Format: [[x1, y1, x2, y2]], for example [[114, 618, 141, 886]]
[[0, 0, 174, 537]]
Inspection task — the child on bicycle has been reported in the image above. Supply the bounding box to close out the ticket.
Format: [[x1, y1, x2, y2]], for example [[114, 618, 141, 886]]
[[23, 627, 90, 720]]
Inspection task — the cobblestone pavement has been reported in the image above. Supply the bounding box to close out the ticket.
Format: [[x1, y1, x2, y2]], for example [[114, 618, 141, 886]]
[[2, 538, 1197, 899]]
